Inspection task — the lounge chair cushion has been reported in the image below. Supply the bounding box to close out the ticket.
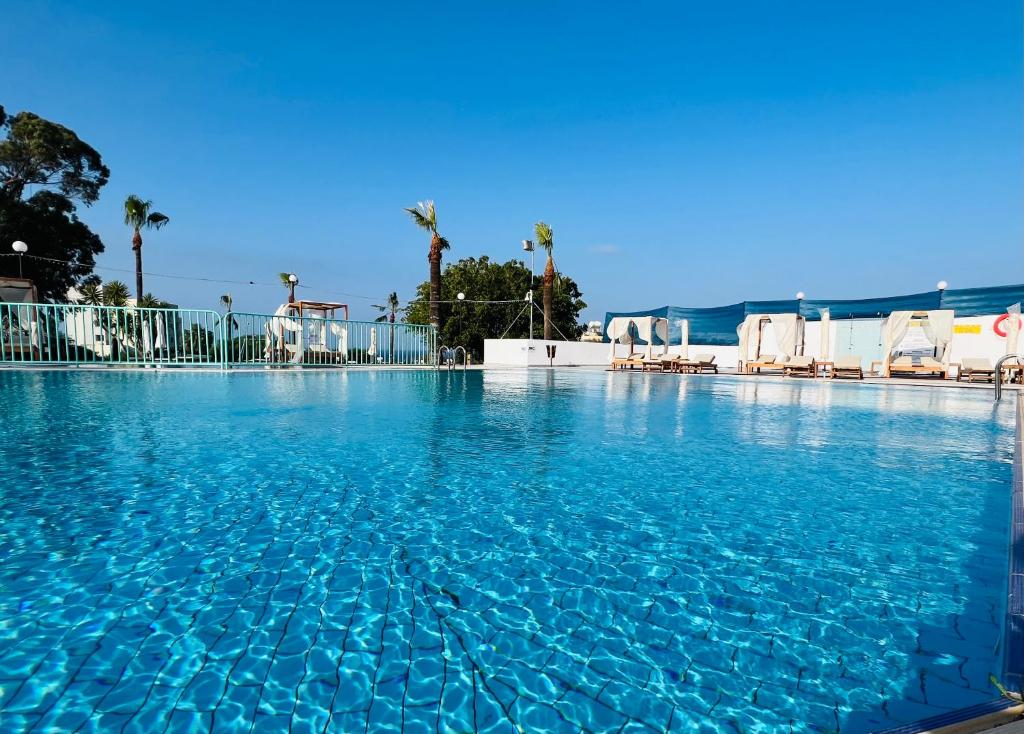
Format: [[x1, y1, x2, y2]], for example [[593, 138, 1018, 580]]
[[834, 356, 862, 370], [961, 357, 993, 371]]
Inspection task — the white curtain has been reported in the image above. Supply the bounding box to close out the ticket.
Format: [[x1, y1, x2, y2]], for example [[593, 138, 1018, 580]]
[[653, 318, 669, 358], [678, 319, 689, 360], [330, 322, 348, 361], [881, 311, 914, 375], [818, 309, 830, 361], [769, 313, 799, 360], [606, 317, 635, 359], [921, 310, 955, 365], [154, 315, 166, 350], [736, 314, 762, 366], [264, 304, 303, 360], [1006, 303, 1021, 358]]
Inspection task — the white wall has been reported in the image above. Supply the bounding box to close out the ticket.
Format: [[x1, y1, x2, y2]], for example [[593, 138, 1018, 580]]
[[484, 339, 741, 370], [484, 313, 1018, 370]]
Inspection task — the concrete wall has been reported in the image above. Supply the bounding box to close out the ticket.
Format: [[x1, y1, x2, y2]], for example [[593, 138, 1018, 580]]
[[485, 313, 1020, 370]]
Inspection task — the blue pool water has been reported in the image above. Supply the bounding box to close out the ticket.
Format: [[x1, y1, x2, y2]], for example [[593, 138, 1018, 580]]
[[0, 369, 1014, 733]]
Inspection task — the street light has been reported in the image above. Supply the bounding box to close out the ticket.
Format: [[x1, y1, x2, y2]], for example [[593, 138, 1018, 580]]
[[936, 280, 948, 292], [795, 291, 805, 301], [11, 241, 27, 278], [288, 273, 298, 303], [522, 240, 535, 352]]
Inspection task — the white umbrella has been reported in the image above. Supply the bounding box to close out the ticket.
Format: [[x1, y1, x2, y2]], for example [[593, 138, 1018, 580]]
[[368, 327, 377, 358]]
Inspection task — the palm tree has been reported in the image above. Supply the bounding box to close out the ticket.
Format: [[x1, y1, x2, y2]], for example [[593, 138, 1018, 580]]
[[535, 221, 556, 340], [373, 291, 400, 361], [124, 195, 170, 303], [404, 201, 449, 329], [102, 280, 130, 307]]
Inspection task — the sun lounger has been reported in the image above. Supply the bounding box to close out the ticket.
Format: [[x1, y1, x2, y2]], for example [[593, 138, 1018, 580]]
[[744, 355, 785, 374], [888, 356, 948, 379], [956, 357, 996, 383], [612, 353, 645, 370], [692, 354, 718, 374], [783, 355, 815, 377], [831, 356, 863, 380]]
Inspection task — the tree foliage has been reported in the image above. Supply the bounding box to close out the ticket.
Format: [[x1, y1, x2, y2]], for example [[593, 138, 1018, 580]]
[[0, 106, 109, 204], [0, 190, 104, 301], [404, 256, 587, 360], [0, 104, 109, 301]]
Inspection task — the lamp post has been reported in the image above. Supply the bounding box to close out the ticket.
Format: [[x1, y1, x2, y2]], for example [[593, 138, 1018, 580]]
[[936, 280, 948, 292], [456, 292, 465, 346], [288, 273, 298, 304], [12, 241, 27, 278], [522, 239, 535, 357], [795, 291, 805, 301]]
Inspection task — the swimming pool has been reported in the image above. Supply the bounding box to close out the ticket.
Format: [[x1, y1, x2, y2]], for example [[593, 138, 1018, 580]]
[[0, 369, 1014, 733]]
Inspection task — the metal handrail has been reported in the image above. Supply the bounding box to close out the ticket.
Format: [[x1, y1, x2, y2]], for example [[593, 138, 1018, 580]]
[[994, 354, 1022, 401], [435, 345, 468, 371]]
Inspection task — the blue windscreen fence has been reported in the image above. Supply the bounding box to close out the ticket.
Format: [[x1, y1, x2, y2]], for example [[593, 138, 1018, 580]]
[[604, 283, 1024, 346]]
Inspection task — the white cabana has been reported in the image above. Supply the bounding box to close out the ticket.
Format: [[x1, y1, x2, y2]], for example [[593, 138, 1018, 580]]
[[882, 309, 954, 376], [606, 316, 669, 360], [737, 313, 805, 369], [677, 319, 689, 360]]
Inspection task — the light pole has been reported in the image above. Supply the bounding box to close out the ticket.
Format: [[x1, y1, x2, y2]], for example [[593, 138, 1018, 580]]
[[288, 273, 298, 304], [12, 241, 27, 278], [522, 239, 535, 356], [936, 280, 948, 293]]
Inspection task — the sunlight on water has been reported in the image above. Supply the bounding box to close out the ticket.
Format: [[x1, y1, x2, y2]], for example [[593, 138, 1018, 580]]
[[0, 369, 1013, 733]]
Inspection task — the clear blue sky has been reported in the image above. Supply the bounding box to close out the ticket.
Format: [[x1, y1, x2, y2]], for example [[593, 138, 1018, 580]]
[[2, 1, 1021, 321]]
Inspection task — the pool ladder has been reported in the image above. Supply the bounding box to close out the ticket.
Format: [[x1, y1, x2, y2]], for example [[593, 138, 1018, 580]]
[[994, 354, 1022, 401], [436, 345, 468, 371]]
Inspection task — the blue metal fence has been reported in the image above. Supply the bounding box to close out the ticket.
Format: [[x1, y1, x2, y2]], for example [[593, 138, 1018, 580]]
[[0, 302, 437, 368]]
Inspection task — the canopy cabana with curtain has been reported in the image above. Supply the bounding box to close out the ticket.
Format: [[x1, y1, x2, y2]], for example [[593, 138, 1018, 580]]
[[607, 316, 669, 365], [881, 310, 954, 377], [736, 313, 806, 372]]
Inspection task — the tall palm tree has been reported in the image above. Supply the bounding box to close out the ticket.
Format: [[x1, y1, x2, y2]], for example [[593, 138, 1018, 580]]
[[535, 221, 556, 340], [373, 291, 400, 361], [404, 201, 449, 329], [124, 195, 170, 303]]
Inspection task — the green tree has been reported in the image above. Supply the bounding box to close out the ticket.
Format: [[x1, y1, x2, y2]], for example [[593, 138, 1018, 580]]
[[404, 201, 449, 329], [374, 291, 400, 361], [0, 104, 109, 301], [123, 195, 169, 303], [0, 106, 109, 203], [404, 256, 586, 361], [534, 221, 556, 340]]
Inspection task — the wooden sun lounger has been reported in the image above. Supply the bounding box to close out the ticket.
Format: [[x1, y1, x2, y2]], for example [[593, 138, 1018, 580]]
[[612, 353, 645, 370], [744, 355, 785, 374], [956, 358, 996, 383], [831, 357, 864, 380], [783, 356, 815, 377], [888, 357, 948, 379], [660, 354, 718, 374]]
